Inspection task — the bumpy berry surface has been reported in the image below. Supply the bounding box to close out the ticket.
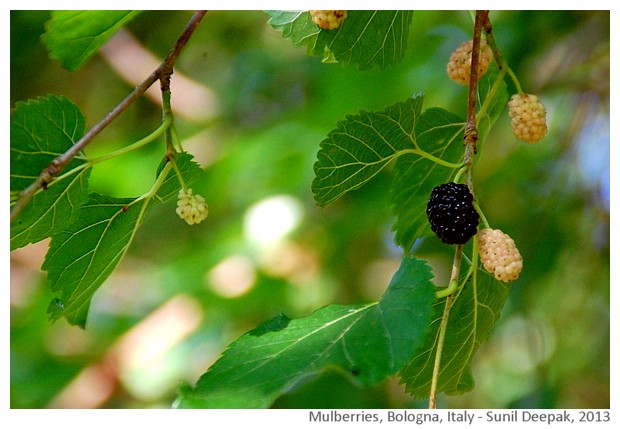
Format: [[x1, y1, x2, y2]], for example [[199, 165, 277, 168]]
[[508, 93, 548, 143], [309, 10, 347, 30], [447, 39, 494, 85], [426, 182, 479, 245], [176, 188, 209, 225], [477, 228, 523, 282]]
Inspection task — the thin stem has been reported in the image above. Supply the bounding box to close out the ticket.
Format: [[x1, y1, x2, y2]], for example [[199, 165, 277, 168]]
[[429, 244, 463, 409], [429, 295, 452, 409], [10, 10, 207, 223], [482, 13, 523, 94], [462, 10, 488, 197], [452, 165, 468, 185], [87, 113, 173, 165], [131, 159, 174, 206], [168, 155, 187, 191], [506, 67, 524, 94], [436, 279, 458, 299], [402, 148, 464, 170], [463, 11, 488, 157], [473, 201, 490, 229], [430, 11, 491, 409], [475, 66, 507, 124]]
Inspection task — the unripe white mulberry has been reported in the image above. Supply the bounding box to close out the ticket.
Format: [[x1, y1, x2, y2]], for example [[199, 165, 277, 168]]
[[309, 10, 347, 30], [477, 228, 523, 282], [508, 93, 548, 143], [176, 188, 208, 225], [447, 39, 494, 85]]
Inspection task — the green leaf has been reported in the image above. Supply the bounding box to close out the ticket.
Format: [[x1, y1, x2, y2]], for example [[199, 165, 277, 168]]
[[390, 108, 466, 251], [42, 10, 140, 71], [176, 256, 437, 408], [42, 193, 141, 327], [266, 10, 413, 69], [312, 95, 424, 207], [10, 95, 89, 250], [399, 270, 511, 398], [43, 152, 203, 327]]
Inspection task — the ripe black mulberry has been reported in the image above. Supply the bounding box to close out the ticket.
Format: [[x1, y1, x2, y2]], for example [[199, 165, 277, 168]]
[[426, 182, 479, 245]]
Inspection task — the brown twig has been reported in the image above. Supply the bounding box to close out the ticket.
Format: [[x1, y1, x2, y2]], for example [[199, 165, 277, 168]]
[[463, 10, 489, 192], [10, 10, 207, 223], [428, 11, 489, 410]]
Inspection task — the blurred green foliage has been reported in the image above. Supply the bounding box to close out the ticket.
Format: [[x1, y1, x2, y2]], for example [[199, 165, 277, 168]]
[[10, 10, 609, 409]]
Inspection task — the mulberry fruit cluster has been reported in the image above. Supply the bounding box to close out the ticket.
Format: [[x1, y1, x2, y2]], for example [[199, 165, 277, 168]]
[[477, 228, 523, 282], [176, 188, 208, 225], [309, 10, 347, 30], [426, 182, 480, 245], [447, 39, 494, 85], [508, 93, 548, 143]]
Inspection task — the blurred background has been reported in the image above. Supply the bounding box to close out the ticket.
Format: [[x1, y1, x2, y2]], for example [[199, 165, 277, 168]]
[[10, 10, 610, 409]]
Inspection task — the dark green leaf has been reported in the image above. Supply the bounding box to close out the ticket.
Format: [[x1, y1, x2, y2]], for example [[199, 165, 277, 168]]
[[10, 95, 89, 250], [266, 10, 413, 69], [42, 11, 140, 71], [312, 95, 424, 207], [176, 256, 437, 408], [390, 108, 466, 251], [399, 269, 511, 398]]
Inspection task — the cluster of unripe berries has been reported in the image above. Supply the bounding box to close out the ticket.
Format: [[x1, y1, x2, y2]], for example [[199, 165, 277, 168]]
[[447, 39, 548, 144], [426, 182, 522, 282], [477, 228, 523, 282], [447, 39, 494, 85], [507, 93, 548, 143], [176, 188, 208, 225], [309, 10, 347, 30]]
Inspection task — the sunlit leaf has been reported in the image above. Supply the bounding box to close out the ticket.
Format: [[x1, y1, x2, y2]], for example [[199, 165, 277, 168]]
[[42, 10, 140, 71], [266, 10, 413, 69], [176, 256, 437, 408], [390, 108, 466, 251], [312, 95, 424, 207], [10, 95, 89, 250], [399, 269, 511, 398], [43, 153, 203, 327]]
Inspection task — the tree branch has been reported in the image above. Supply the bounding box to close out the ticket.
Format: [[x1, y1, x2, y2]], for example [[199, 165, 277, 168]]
[[10, 10, 208, 223], [463, 10, 488, 193], [429, 11, 489, 409]]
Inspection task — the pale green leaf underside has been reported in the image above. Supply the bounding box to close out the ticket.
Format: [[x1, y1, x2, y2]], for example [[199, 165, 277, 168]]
[[42, 10, 140, 71], [176, 256, 436, 409], [10, 95, 89, 250], [312, 95, 424, 207], [266, 10, 413, 69], [399, 270, 511, 398]]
